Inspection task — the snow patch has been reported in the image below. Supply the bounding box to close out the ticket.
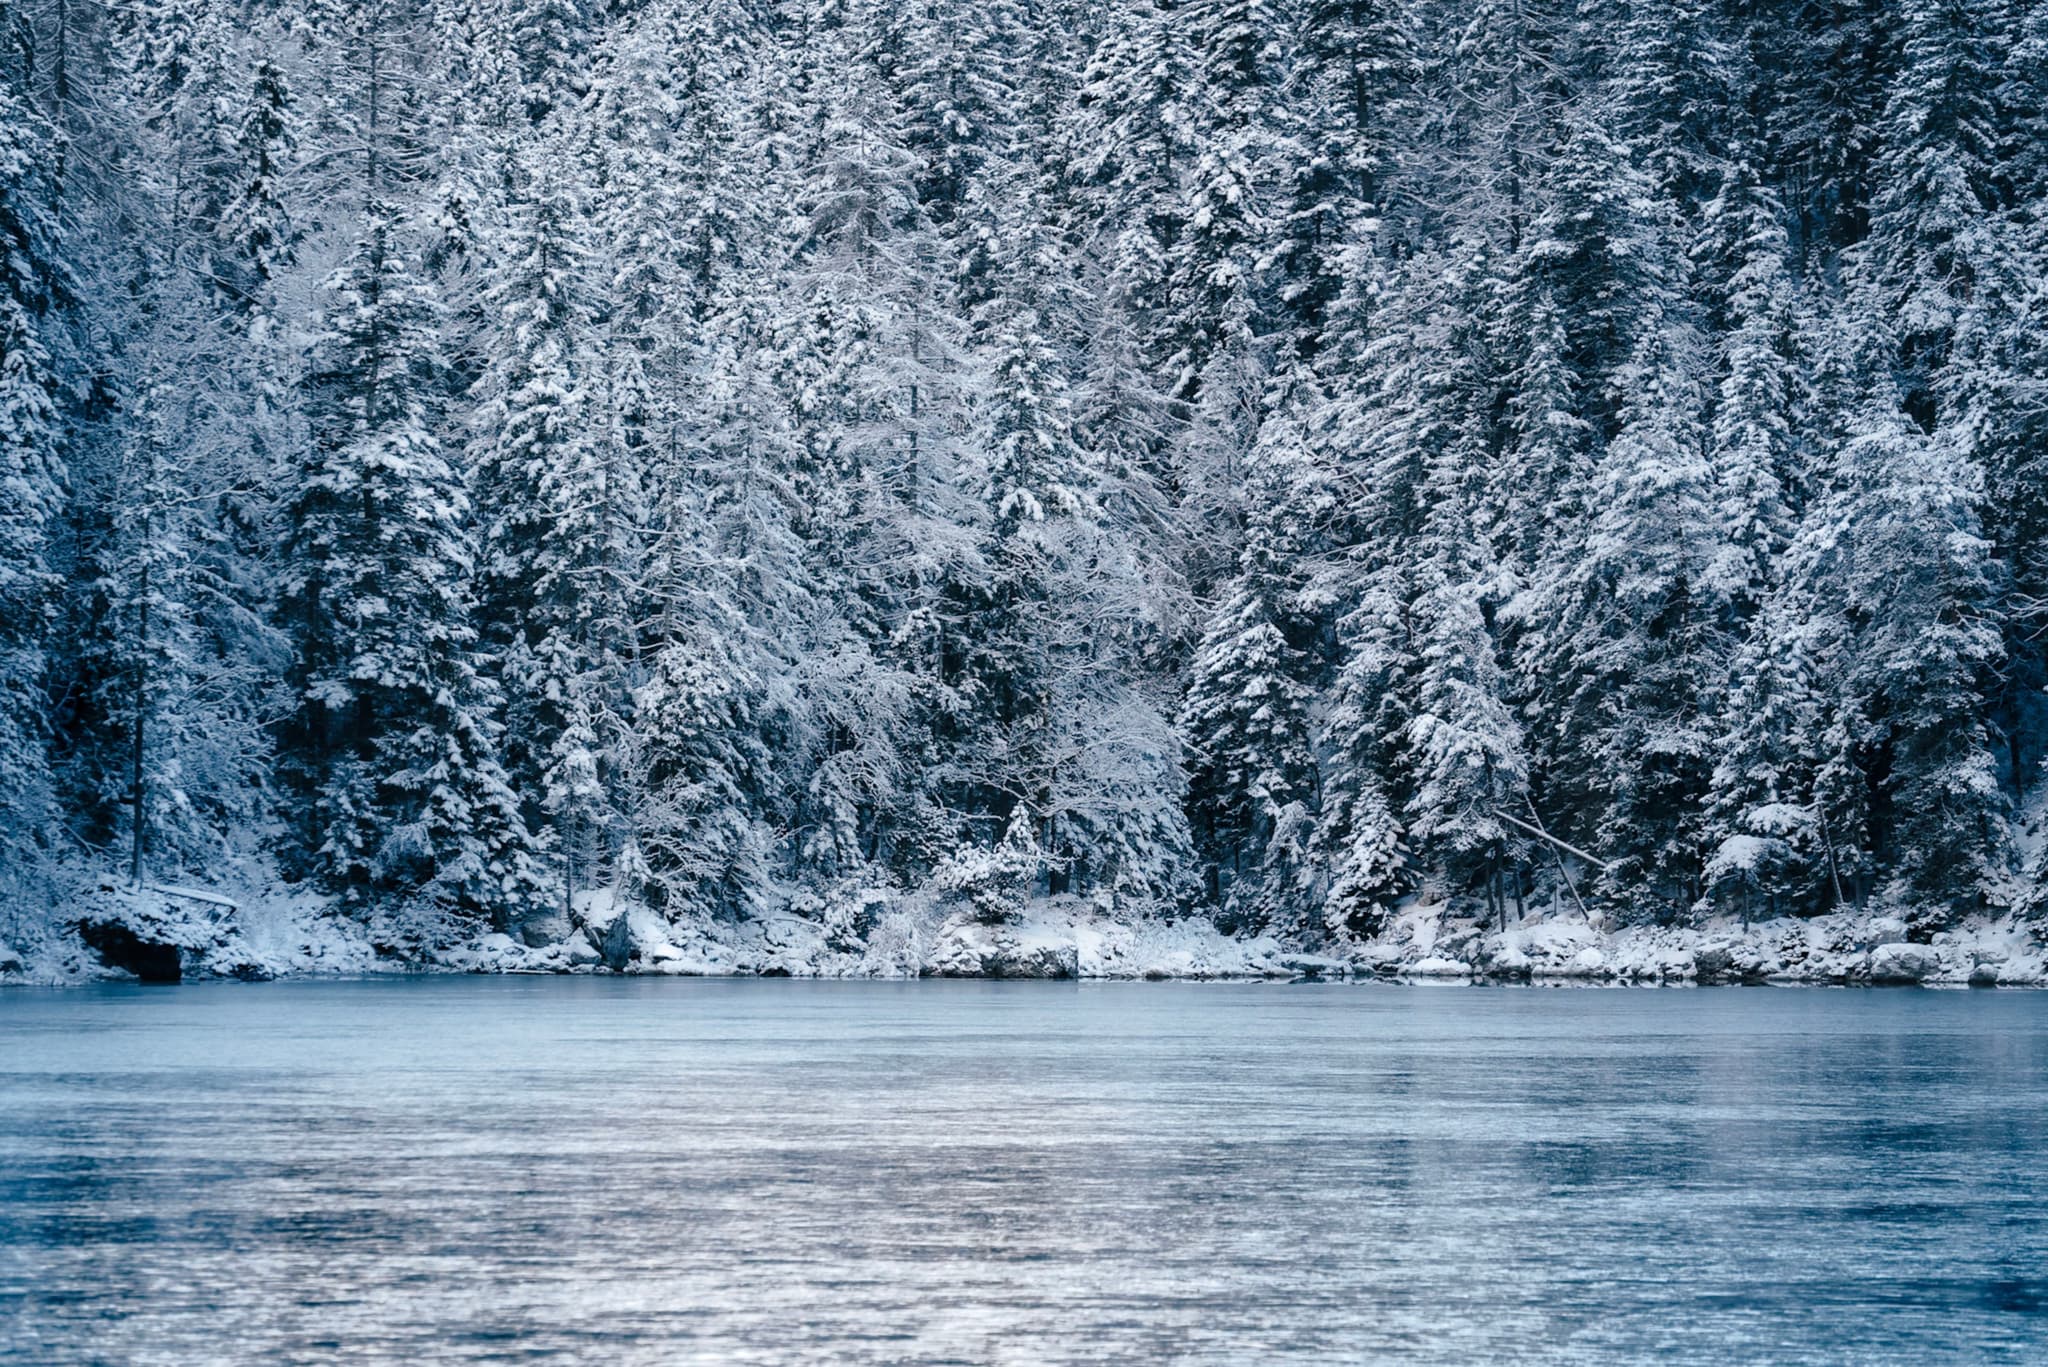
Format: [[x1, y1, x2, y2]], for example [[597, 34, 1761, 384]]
[[7, 865, 2044, 988]]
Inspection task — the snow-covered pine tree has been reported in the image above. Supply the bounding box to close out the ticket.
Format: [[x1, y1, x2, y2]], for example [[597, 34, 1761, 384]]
[[878, 0, 1032, 222], [1856, 0, 2010, 432], [93, 286, 278, 879], [1831, 352, 2008, 917], [469, 157, 588, 740], [757, 48, 967, 884], [1702, 164, 1803, 613], [1974, 0, 2048, 790], [966, 291, 1099, 872], [1161, 0, 1285, 412], [1313, 249, 1483, 937], [284, 190, 543, 926], [215, 57, 298, 322], [1703, 595, 1828, 919], [1393, 341, 1529, 925], [1179, 402, 1324, 929], [1069, 0, 1198, 352], [504, 0, 589, 125], [1753, 0, 1893, 259], [1529, 317, 1721, 915], [1272, 0, 1411, 360], [631, 593, 772, 919], [0, 77, 70, 871], [1404, 554, 1527, 927], [1603, 0, 1738, 215]]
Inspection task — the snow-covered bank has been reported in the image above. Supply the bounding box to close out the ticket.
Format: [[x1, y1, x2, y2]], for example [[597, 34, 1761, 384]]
[[0, 879, 394, 985], [1348, 903, 2048, 986], [453, 898, 2048, 985], [435, 891, 1295, 981], [6, 880, 2045, 987]]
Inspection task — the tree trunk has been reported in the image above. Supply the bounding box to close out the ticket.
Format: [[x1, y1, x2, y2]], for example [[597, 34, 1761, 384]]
[[129, 550, 150, 887]]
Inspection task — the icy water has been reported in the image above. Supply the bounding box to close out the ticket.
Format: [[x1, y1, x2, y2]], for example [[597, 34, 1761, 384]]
[[2, 981, 2045, 1365]]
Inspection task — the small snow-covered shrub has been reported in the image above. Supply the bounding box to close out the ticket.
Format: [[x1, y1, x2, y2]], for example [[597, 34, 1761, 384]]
[[1324, 790, 1409, 941], [789, 879, 893, 952], [360, 893, 473, 962], [1704, 802, 1826, 922], [933, 812, 1039, 924]]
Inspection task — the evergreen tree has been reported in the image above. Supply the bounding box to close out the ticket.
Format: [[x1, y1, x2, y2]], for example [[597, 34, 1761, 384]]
[[1832, 359, 2008, 914], [0, 80, 68, 869], [94, 293, 277, 879], [216, 58, 298, 321], [1703, 167, 1803, 610], [1274, 0, 1411, 358], [1531, 320, 1721, 912], [469, 153, 595, 773], [1703, 596, 1828, 918], [1857, 0, 2009, 428], [1179, 406, 1323, 927], [1401, 399, 1527, 922], [284, 203, 542, 925]]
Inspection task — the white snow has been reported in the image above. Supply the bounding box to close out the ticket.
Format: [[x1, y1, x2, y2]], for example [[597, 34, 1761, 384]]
[[5, 866, 2044, 988]]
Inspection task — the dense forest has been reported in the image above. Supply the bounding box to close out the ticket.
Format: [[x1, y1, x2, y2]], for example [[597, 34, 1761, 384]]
[[1, 0, 2044, 953]]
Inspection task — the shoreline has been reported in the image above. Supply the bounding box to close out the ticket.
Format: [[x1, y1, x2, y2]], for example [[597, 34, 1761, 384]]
[[6, 884, 2044, 988]]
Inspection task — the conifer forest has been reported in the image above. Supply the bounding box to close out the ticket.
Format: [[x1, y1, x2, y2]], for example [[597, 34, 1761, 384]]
[[3, 0, 2047, 962]]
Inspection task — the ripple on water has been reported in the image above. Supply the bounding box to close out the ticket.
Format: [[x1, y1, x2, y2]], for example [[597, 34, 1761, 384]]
[[1, 978, 2044, 1365]]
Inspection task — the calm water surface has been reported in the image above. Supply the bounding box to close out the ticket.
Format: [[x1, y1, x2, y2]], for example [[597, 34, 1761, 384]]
[[2, 978, 2044, 1364]]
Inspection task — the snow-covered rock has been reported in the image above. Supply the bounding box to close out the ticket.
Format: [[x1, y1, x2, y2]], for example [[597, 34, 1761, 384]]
[[1693, 944, 1738, 983], [573, 894, 636, 970], [1996, 955, 2046, 987], [1867, 942, 1937, 984], [513, 906, 572, 949], [73, 881, 273, 983], [564, 929, 601, 967], [1278, 954, 1351, 981], [1483, 943, 1534, 979], [930, 913, 1080, 978]]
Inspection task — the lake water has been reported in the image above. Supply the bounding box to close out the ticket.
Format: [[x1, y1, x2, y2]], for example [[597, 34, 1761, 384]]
[[1, 979, 2044, 1364]]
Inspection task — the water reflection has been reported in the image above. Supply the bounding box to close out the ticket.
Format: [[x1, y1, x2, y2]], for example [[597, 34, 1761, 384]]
[[2, 979, 2044, 1364]]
